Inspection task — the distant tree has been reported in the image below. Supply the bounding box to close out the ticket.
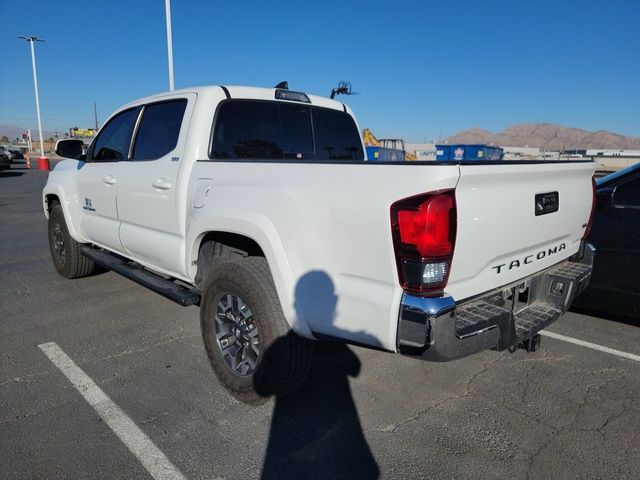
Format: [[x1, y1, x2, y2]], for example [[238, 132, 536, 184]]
[[0, 135, 9, 143], [46, 137, 54, 143], [64, 132, 69, 139]]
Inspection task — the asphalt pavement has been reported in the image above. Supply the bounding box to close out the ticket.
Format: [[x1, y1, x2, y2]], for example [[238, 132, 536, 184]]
[[2, 163, 640, 480]]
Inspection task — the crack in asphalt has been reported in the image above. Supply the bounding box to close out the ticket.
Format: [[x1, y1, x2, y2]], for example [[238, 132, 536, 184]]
[[93, 333, 200, 363], [524, 367, 630, 480], [372, 356, 503, 434]]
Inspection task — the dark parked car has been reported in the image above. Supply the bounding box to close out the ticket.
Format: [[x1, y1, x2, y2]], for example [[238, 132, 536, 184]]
[[573, 163, 640, 319], [0, 151, 11, 171]]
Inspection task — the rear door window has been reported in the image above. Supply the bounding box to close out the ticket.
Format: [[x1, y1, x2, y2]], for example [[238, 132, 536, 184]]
[[132, 99, 187, 160]]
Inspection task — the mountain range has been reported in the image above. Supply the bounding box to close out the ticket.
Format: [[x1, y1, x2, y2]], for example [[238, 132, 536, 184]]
[[2, 122, 640, 151], [446, 124, 640, 150]]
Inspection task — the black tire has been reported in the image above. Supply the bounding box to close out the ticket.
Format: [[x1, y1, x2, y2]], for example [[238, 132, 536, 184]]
[[48, 203, 96, 279], [200, 256, 313, 405]]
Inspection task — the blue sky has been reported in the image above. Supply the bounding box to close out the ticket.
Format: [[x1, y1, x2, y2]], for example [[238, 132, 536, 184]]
[[1, 0, 638, 141]]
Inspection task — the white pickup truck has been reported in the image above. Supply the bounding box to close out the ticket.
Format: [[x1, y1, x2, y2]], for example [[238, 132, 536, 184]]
[[44, 84, 595, 404]]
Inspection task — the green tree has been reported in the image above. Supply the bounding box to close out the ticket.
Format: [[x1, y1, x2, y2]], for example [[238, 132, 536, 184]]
[[0, 135, 9, 143]]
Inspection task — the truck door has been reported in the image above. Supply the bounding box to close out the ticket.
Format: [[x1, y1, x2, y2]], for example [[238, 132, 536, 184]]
[[590, 174, 640, 314], [116, 95, 195, 278], [77, 107, 139, 253]]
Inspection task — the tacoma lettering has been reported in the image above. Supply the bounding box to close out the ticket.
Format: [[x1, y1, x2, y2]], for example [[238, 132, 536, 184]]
[[492, 243, 566, 274]]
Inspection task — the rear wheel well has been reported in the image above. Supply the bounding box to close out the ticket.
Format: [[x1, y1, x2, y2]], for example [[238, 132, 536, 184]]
[[195, 232, 265, 288]]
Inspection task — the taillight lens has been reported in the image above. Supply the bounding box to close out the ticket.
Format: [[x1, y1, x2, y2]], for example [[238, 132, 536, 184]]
[[582, 176, 596, 240], [391, 190, 457, 296]]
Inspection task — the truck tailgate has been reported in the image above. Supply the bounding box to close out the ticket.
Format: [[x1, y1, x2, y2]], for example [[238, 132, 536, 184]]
[[447, 161, 595, 301]]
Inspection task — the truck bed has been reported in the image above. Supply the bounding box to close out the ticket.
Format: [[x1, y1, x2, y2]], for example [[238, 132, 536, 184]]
[[187, 159, 595, 350]]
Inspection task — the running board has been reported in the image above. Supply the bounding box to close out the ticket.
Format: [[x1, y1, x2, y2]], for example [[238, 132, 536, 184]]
[[81, 246, 200, 306]]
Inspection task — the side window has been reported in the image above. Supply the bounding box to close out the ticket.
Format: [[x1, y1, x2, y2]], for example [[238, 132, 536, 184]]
[[91, 108, 138, 161], [132, 99, 187, 160], [614, 176, 640, 207], [211, 101, 281, 159], [312, 107, 364, 160]]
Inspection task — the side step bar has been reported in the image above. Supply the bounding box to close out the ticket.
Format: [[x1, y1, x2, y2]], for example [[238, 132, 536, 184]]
[[81, 246, 200, 307]]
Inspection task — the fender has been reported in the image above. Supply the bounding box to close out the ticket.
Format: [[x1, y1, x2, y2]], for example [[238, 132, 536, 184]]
[[42, 181, 87, 244], [186, 207, 314, 339]]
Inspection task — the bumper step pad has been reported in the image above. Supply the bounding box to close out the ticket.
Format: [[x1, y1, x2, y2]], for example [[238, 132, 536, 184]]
[[455, 302, 509, 338], [514, 304, 561, 342]]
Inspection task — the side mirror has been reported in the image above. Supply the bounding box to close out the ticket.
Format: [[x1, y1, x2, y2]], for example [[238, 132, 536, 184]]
[[596, 187, 614, 207], [55, 139, 85, 160]]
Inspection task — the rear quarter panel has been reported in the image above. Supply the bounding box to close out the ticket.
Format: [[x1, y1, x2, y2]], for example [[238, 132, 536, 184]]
[[187, 161, 460, 350]]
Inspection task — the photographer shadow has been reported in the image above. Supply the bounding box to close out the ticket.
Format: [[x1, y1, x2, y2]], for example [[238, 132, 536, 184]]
[[259, 271, 380, 480]]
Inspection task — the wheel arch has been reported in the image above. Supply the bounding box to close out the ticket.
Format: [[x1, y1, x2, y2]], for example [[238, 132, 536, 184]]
[[189, 224, 313, 339], [194, 231, 265, 287], [42, 187, 84, 243], [44, 193, 60, 217]]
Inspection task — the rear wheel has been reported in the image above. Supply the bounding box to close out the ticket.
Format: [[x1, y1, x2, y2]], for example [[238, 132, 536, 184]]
[[48, 203, 96, 279], [200, 256, 313, 405]]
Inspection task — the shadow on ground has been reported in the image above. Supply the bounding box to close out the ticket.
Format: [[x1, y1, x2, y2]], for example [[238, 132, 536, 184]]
[[260, 270, 379, 479], [260, 342, 379, 480]]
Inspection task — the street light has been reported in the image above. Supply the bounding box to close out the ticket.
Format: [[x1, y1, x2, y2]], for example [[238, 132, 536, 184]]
[[18, 35, 48, 168], [164, 0, 175, 91]]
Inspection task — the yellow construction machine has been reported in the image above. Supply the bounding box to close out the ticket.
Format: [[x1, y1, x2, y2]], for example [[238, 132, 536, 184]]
[[362, 128, 416, 161]]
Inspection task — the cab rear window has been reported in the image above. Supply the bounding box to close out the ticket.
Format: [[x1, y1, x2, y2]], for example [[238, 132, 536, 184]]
[[210, 100, 363, 161]]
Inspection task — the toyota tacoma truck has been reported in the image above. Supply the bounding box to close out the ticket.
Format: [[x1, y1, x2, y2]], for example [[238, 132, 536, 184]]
[[43, 84, 595, 404]]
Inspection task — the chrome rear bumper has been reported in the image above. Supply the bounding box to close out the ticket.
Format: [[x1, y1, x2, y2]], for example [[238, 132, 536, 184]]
[[397, 243, 595, 361]]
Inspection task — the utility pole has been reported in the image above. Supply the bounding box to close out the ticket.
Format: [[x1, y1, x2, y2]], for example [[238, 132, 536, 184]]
[[164, 0, 175, 91], [94, 102, 99, 130], [18, 35, 47, 164]]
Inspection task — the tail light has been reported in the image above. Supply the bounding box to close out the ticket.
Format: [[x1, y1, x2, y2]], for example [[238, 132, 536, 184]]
[[390, 190, 457, 296], [582, 176, 596, 240]]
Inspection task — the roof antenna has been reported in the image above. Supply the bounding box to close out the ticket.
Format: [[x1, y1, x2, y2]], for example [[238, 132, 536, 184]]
[[275, 81, 288, 89]]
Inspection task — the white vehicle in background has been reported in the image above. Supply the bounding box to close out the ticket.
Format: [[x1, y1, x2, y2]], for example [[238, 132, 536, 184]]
[[43, 84, 595, 404], [0, 145, 25, 161]]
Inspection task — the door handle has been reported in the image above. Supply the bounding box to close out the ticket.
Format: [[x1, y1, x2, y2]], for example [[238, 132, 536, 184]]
[[102, 175, 116, 186], [151, 178, 172, 191]]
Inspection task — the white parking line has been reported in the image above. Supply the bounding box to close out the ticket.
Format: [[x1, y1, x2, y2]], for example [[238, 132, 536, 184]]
[[38, 342, 187, 480], [540, 330, 640, 363]]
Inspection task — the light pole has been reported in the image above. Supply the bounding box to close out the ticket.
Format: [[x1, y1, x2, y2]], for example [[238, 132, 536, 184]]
[[18, 35, 47, 167], [164, 0, 175, 91]]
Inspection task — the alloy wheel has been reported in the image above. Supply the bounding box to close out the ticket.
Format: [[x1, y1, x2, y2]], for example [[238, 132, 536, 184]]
[[214, 293, 260, 376]]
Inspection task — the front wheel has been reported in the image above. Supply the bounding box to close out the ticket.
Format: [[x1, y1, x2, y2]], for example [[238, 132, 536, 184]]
[[48, 203, 96, 279], [200, 256, 313, 405]]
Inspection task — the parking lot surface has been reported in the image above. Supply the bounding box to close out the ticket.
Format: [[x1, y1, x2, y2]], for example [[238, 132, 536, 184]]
[[2, 165, 640, 479]]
